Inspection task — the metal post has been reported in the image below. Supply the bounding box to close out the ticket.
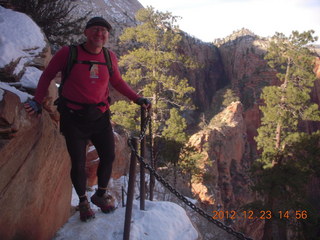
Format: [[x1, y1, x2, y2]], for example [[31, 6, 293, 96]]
[[140, 107, 146, 210], [149, 117, 155, 201], [123, 138, 138, 240]]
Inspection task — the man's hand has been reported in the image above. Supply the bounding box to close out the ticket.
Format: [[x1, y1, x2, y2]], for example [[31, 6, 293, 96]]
[[135, 97, 151, 109], [24, 98, 42, 116]]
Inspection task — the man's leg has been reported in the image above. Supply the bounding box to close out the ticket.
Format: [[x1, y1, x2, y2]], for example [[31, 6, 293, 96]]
[[90, 115, 116, 213], [64, 133, 88, 201], [61, 114, 95, 221], [90, 117, 115, 193], [61, 114, 89, 202]]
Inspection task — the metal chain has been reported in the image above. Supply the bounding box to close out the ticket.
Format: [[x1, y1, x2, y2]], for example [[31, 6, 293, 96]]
[[128, 110, 253, 240], [138, 110, 150, 141]]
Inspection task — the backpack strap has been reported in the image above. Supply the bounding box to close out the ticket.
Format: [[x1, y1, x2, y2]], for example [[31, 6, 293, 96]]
[[58, 45, 77, 96], [103, 47, 114, 77]]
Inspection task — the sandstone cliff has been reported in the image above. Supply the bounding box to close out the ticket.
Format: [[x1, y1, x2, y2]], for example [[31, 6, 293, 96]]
[[178, 35, 228, 111], [0, 90, 72, 240], [188, 101, 264, 239]]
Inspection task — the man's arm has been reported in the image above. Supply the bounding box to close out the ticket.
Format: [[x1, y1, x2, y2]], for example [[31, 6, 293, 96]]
[[24, 47, 69, 115]]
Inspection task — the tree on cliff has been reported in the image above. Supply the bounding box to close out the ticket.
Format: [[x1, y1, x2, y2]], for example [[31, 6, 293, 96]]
[[178, 144, 207, 188], [111, 7, 196, 163], [252, 30, 320, 240], [10, 0, 89, 47]]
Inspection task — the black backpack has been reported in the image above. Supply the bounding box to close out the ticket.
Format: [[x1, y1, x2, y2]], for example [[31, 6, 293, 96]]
[[55, 44, 114, 114]]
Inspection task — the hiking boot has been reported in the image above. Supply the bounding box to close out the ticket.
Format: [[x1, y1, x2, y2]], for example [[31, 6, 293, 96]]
[[91, 192, 116, 213], [78, 200, 95, 222]]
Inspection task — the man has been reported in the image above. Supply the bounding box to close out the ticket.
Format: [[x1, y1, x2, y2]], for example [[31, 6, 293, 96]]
[[24, 17, 151, 221]]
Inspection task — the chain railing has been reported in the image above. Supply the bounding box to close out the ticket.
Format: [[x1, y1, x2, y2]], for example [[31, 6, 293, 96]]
[[123, 108, 253, 240]]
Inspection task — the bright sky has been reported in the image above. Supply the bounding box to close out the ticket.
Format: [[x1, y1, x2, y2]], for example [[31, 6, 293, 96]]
[[138, 0, 320, 43]]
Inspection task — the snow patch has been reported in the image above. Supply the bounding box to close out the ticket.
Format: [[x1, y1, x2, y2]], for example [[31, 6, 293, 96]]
[[20, 67, 43, 89], [0, 82, 32, 102], [55, 177, 198, 240], [0, 6, 46, 71], [0, 88, 4, 102]]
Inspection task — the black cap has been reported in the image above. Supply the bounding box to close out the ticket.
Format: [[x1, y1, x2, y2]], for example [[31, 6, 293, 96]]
[[85, 17, 112, 31]]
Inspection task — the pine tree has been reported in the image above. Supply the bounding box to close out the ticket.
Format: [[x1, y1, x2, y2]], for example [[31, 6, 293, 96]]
[[178, 145, 207, 188], [256, 30, 320, 167], [161, 108, 188, 185], [110, 101, 140, 133], [162, 108, 188, 143], [222, 88, 239, 108], [112, 7, 196, 162], [253, 30, 320, 239]]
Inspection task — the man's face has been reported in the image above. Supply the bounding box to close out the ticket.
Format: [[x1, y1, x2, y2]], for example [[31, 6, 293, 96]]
[[84, 26, 109, 48]]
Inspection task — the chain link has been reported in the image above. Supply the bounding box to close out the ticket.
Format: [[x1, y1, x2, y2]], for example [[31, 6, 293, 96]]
[[128, 110, 253, 240]]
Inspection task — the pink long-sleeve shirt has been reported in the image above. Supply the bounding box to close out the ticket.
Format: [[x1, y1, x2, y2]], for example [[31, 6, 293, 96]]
[[34, 45, 140, 112]]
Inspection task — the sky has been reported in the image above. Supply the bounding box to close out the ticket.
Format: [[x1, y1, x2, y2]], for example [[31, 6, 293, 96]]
[[138, 0, 320, 43]]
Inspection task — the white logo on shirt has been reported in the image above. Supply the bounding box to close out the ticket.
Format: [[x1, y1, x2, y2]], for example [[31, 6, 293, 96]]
[[90, 64, 99, 79]]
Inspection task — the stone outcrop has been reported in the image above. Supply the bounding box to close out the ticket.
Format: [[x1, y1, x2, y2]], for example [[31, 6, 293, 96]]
[[0, 90, 72, 240], [188, 101, 262, 239], [189, 102, 249, 206], [312, 56, 320, 111], [217, 29, 320, 141]]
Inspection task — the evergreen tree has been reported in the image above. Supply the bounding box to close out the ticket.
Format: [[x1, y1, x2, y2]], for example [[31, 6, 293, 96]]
[[162, 108, 188, 143], [256, 30, 320, 167], [178, 145, 207, 188], [252, 30, 320, 239], [110, 101, 140, 133], [222, 88, 239, 108], [161, 108, 188, 185], [112, 7, 196, 162]]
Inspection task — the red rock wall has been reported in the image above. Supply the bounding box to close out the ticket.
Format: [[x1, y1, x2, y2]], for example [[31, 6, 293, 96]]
[[188, 101, 263, 239], [0, 91, 71, 240]]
